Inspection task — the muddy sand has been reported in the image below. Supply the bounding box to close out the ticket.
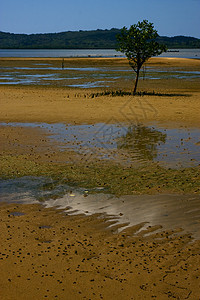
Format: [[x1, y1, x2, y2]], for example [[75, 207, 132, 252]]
[[0, 57, 200, 299], [1, 203, 200, 300]]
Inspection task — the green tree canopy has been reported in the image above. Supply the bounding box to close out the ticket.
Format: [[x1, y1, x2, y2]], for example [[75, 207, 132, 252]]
[[116, 20, 167, 93]]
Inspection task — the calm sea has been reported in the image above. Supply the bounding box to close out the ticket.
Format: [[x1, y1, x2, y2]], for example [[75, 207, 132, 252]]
[[0, 49, 200, 59]]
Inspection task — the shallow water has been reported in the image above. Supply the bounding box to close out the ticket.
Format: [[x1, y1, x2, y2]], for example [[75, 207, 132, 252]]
[[0, 62, 200, 87], [0, 49, 124, 58], [9, 211, 25, 216], [1, 176, 200, 239], [0, 48, 200, 58], [1, 122, 200, 168], [69, 81, 111, 88]]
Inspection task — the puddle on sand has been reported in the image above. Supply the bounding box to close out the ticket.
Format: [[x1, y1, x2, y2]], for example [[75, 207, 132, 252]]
[[0, 66, 103, 71], [0, 63, 199, 87], [1, 122, 200, 168], [145, 67, 200, 80], [1, 176, 200, 239], [0, 176, 56, 204], [68, 81, 111, 88], [46, 192, 200, 239], [8, 212, 25, 217], [0, 73, 57, 85]]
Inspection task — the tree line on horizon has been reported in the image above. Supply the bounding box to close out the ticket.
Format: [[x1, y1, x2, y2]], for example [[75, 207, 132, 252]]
[[0, 29, 200, 49]]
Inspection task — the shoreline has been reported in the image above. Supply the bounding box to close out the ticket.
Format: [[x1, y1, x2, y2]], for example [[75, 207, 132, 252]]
[[1, 56, 200, 65]]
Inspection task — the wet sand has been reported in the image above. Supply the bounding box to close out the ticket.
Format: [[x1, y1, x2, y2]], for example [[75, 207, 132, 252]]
[[1, 203, 200, 300], [0, 57, 200, 299], [1, 124, 200, 195]]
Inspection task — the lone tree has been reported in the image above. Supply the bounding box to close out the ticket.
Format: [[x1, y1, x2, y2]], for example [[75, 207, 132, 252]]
[[116, 20, 167, 93]]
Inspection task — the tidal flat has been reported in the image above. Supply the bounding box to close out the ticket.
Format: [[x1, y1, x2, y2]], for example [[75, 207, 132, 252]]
[[0, 57, 200, 299]]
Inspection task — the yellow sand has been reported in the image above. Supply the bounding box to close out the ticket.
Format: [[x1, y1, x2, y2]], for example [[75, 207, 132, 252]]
[[0, 203, 200, 300], [0, 57, 200, 299]]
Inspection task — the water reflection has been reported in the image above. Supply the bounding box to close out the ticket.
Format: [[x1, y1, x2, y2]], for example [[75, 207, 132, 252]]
[[1, 176, 200, 239], [117, 125, 167, 160], [1, 122, 199, 167]]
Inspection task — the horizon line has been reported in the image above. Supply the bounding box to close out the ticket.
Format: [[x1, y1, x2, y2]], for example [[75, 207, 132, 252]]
[[1, 29, 200, 40]]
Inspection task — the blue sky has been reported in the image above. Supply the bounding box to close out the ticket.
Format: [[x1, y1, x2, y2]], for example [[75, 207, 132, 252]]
[[1, 0, 200, 37]]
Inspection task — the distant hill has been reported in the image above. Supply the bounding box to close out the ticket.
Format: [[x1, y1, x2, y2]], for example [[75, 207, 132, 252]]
[[0, 29, 200, 49]]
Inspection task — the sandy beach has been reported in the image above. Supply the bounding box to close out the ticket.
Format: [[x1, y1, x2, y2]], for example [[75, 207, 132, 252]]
[[0, 57, 200, 299]]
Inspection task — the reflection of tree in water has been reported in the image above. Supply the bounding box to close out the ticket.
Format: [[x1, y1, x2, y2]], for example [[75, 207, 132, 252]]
[[117, 125, 167, 160]]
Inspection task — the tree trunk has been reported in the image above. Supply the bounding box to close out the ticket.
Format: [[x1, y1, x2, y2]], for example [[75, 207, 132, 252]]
[[133, 68, 140, 94]]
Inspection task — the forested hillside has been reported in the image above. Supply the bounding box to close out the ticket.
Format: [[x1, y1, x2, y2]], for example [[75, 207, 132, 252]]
[[0, 29, 200, 49]]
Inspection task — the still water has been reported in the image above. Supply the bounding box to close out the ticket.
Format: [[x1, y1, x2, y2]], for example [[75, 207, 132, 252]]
[[0, 49, 200, 59], [1, 122, 200, 168], [1, 61, 200, 87], [1, 176, 200, 239]]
